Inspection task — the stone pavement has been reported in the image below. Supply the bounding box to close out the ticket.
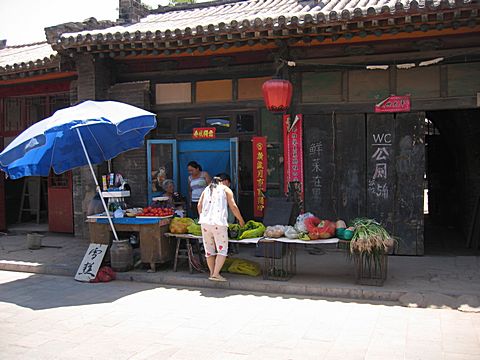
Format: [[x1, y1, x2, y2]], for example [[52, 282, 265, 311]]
[[0, 233, 479, 310], [1, 270, 480, 360]]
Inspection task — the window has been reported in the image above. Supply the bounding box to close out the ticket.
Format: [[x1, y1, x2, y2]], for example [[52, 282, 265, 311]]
[[149, 142, 175, 195], [155, 117, 173, 134], [196, 80, 232, 103], [156, 83, 191, 104], [238, 77, 270, 100], [25, 97, 46, 127], [206, 116, 230, 133], [4, 98, 22, 132], [178, 116, 201, 134], [236, 114, 255, 133]]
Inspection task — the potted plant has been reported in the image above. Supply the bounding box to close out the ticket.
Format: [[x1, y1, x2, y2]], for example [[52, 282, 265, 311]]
[[348, 218, 395, 286]]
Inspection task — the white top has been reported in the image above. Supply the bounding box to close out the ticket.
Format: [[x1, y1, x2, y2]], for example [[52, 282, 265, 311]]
[[198, 184, 229, 226], [189, 172, 208, 202]]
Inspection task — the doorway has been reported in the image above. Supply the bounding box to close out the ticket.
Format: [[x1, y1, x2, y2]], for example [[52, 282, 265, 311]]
[[147, 139, 239, 205], [425, 109, 480, 254]]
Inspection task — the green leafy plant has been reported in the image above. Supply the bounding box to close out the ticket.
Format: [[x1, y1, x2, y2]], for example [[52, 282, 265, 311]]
[[348, 218, 395, 284]]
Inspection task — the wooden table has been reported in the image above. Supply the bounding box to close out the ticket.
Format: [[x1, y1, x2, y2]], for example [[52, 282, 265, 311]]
[[87, 217, 174, 272]]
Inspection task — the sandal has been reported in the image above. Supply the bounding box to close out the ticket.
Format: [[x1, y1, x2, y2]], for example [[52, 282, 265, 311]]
[[208, 275, 228, 282]]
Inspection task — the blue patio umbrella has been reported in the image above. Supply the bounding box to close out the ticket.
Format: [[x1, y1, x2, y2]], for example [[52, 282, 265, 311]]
[[0, 100, 157, 241]]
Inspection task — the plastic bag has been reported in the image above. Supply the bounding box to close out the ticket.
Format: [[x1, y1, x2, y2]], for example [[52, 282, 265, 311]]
[[228, 224, 243, 239], [294, 212, 315, 233], [284, 226, 300, 239], [264, 225, 286, 238], [187, 221, 202, 236], [305, 217, 336, 239], [227, 259, 261, 277], [90, 266, 116, 283], [239, 220, 266, 240], [169, 217, 194, 234]]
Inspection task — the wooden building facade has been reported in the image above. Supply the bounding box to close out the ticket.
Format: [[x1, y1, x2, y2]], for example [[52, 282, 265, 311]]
[[43, 0, 480, 253]]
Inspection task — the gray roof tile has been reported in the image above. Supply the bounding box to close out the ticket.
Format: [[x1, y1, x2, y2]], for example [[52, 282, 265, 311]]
[[51, 0, 475, 52], [0, 42, 58, 73]]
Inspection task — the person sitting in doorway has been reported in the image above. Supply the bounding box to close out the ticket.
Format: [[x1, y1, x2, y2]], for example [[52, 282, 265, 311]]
[[162, 179, 176, 208], [198, 176, 245, 282], [187, 161, 211, 219]]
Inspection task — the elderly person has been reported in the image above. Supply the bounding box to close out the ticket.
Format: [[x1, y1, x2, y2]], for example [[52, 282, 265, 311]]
[[162, 179, 175, 207], [198, 176, 245, 282]]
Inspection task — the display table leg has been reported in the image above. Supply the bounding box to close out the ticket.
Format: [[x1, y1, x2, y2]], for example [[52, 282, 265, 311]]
[[173, 238, 181, 272], [186, 240, 194, 274]]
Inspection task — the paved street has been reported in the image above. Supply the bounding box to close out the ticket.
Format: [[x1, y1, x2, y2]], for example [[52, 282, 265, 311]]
[[1, 271, 480, 360]]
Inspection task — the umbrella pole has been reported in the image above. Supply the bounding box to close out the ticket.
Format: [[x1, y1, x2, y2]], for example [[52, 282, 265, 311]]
[[76, 128, 120, 241]]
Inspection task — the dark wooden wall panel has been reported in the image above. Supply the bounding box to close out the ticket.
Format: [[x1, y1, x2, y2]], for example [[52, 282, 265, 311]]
[[304, 114, 337, 218], [348, 70, 389, 102], [366, 114, 396, 234], [393, 112, 425, 255], [447, 63, 480, 97], [397, 67, 440, 99], [335, 114, 367, 222], [302, 72, 342, 103]]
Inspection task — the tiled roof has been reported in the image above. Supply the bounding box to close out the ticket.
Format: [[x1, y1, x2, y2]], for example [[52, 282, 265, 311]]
[[0, 42, 58, 75], [58, 0, 476, 45]]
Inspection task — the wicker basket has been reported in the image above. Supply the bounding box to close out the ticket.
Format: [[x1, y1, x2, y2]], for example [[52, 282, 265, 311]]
[[353, 251, 388, 286]]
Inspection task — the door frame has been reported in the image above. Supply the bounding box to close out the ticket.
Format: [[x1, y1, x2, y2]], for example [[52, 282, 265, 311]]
[[147, 139, 178, 204]]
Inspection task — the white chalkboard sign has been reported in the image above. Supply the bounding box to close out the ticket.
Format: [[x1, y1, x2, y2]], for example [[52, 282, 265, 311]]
[[75, 244, 108, 282]]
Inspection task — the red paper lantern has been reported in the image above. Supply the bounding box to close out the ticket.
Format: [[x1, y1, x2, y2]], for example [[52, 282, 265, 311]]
[[262, 79, 293, 113]]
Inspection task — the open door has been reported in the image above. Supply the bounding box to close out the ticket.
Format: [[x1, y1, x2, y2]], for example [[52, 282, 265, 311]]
[[48, 171, 73, 233], [147, 140, 178, 204], [230, 137, 239, 202]]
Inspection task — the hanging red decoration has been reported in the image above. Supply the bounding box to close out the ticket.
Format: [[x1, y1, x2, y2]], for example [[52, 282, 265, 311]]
[[262, 79, 293, 112]]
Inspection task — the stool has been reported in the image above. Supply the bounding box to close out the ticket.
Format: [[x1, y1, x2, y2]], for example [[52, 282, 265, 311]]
[[173, 237, 205, 273], [173, 237, 193, 273]]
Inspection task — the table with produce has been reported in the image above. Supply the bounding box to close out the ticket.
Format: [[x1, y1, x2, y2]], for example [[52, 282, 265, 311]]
[[164, 213, 357, 279], [86, 205, 176, 272]]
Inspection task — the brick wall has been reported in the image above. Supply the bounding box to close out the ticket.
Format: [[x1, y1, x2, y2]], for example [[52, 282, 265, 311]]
[[73, 54, 112, 238], [108, 81, 151, 208], [118, 0, 149, 23]]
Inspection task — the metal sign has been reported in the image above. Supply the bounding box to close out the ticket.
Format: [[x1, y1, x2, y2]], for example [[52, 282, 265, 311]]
[[375, 95, 411, 113]]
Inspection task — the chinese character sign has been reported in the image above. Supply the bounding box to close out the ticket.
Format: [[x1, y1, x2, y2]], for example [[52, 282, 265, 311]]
[[75, 244, 108, 282], [192, 127, 216, 139], [375, 95, 410, 113], [253, 136, 267, 218], [368, 133, 392, 200], [283, 114, 304, 198]]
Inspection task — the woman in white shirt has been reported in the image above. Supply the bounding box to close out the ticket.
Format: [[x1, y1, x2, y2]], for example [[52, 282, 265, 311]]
[[187, 161, 211, 219], [198, 177, 245, 282]]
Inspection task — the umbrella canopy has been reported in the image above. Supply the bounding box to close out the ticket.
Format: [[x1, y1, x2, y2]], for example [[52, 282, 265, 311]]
[[0, 100, 157, 242], [0, 100, 156, 179]]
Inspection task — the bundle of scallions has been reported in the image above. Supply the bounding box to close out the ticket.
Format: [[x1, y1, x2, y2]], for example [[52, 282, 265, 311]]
[[349, 218, 395, 255]]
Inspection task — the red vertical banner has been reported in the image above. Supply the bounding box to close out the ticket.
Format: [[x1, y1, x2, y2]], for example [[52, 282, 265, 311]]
[[253, 136, 267, 218], [283, 114, 304, 198]]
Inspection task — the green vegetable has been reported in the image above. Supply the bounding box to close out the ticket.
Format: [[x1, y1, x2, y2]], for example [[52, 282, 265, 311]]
[[239, 220, 266, 240], [187, 220, 202, 236], [228, 224, 243, 239], [299, 233, 310, 241]]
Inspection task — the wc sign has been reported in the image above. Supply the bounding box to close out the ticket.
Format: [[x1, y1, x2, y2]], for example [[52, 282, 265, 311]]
[[193, 127, 216, 139]]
